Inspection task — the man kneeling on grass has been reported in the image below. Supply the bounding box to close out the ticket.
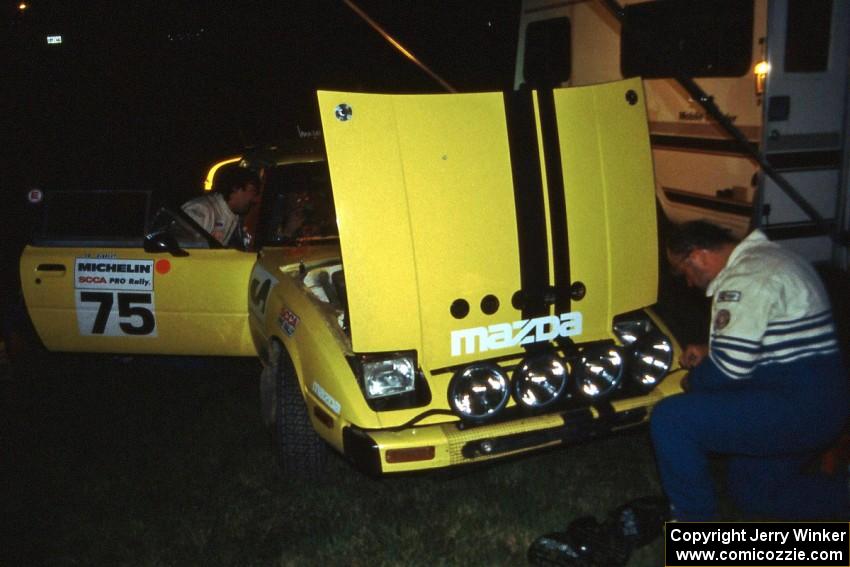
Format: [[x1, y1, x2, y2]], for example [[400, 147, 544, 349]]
[[652, 220, 849, 521], [527, 221, 848, 566]]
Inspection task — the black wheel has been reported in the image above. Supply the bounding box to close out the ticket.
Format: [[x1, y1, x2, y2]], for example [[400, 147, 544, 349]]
[[274, 347, 328, 476]]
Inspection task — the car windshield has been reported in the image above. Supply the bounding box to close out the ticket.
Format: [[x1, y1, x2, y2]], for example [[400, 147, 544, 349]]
[[257, 161, 339, 246]]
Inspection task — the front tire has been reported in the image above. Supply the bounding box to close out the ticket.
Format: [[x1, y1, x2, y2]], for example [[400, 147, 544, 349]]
[[274, 346, 328, 476]]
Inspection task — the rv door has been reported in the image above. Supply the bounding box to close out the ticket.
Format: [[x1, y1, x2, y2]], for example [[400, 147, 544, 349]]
[[758, 0, 850, 265]]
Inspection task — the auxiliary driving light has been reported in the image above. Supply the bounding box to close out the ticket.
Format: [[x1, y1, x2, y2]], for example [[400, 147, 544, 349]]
[[574, 345, 624, 399], [512, 353, 570, 410], [611, 317, 653, 346], [629, 332, 673, 390], [448, 363, 510, 423]]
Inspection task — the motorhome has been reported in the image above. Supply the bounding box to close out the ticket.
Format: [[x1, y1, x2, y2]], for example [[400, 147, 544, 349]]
[[516, 0, 849, 267]]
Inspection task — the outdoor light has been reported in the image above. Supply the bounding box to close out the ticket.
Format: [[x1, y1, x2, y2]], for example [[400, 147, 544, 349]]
[[362, 355, 416, 399], [512, 353, 570, 410], [754, 60, 769, 95], [628, 332, 673, 391], [448, 363, 510, 422], [574, 345, 623, 399]]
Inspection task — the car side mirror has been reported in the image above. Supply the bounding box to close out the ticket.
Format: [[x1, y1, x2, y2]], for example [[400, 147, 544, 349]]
[[144, 231, 189, 257]]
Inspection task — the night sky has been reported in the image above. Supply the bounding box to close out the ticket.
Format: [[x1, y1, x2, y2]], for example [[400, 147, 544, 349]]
[[4, 1, 520, 198], [1, 1, 520, 292]]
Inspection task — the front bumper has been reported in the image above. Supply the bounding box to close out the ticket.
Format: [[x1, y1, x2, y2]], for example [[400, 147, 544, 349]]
[[342, 369, 685, 474]]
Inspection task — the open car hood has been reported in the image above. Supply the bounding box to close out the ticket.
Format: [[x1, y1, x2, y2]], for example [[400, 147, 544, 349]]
[[318, 78, 658, 370]]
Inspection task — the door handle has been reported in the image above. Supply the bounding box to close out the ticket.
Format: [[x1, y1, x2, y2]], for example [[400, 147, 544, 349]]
[[35, 264, 66, 278]]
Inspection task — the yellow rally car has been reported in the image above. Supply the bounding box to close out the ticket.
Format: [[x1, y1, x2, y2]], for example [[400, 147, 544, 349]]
[[20, 78, 685, 475]]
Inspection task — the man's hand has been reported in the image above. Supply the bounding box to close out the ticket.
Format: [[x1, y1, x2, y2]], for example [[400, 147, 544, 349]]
[[680, 344, 708, 369]]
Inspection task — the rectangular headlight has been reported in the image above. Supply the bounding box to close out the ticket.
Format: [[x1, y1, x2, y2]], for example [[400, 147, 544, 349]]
[[362, 355, 416, 399]]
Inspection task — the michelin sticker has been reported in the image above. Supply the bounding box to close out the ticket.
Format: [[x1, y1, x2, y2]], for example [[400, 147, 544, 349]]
[[451, 312, 583, 356], [74, 258, 157, 337]]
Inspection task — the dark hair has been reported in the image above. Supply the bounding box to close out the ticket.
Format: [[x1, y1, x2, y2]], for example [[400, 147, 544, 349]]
[[665, 220, 740, 256], [216, 167, 261, 199]]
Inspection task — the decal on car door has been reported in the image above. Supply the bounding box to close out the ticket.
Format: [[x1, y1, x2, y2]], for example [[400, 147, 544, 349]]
[[248, 264, 278, 319], [74, 258, 157, 337]]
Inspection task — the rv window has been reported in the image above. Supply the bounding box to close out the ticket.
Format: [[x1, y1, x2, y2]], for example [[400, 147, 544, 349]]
[[523, 17, 571, 88], [785, 0, 832, 73], [621, 0, 753, 78]]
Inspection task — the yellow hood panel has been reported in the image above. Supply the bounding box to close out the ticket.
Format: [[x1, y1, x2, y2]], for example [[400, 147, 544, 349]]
[[318, 78, 656, 370], [553, 81, 658, 337]]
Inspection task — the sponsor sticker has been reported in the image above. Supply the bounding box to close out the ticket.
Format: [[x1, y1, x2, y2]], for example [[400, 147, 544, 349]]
[[74, 258, 157, 337], [311, 382, 341, 415], [279, 308, 299, 337], [718, 290, 741, 303], [27, 188, 44, 204], [74, 258, 154, 291]]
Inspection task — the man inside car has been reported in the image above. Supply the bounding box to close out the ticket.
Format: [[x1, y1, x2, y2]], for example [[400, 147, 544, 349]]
[[182, 167, 261, 249]]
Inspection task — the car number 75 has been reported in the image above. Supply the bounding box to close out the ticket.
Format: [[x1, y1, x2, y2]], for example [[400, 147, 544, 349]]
[[76, 291, 157, 336]]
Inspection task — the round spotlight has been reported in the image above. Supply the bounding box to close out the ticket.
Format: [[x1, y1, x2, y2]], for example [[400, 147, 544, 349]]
[[574, 345, 624, 399], [512, 353, 570, 410], [629, 332, 673, 390], [448, 363, 510, 423]]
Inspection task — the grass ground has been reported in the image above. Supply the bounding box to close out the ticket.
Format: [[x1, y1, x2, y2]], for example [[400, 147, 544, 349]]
[[3, 269, 846, 566], [2, 354, 666, 566]]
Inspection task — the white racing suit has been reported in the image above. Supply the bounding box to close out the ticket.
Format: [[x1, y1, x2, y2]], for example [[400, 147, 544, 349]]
[[652, 230, 848, 520], [181, 193, 239, 246]]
